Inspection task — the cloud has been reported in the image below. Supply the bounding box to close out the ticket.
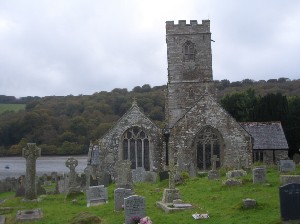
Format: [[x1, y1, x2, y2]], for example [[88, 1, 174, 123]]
[[0, 0, 300, 97]]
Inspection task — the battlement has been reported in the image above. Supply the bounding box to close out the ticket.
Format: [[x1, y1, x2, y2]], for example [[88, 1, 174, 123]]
[[166, 20, 210, 34]]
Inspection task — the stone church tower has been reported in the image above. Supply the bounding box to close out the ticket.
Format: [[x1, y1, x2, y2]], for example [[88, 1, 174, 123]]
[[165, 20, 215, 127], [165, 20, 252, 174]]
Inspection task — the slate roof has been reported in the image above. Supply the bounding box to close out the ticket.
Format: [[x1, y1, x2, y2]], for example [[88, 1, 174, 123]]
[[240, 122, 289, 150]]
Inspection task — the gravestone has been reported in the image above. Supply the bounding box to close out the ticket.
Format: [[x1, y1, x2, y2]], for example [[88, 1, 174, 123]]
[[22, 143, 41, 200], [280, 175, 300, 185], [243, 198, 257, 209], [211, 155, 219, 171], [0, 215, 5, 224], [65, 157, 81, 195], [280, 160, 296, 172], [84, 166, 91, 189], [86, 185, 108, 207], [15, 175, 25, 197], [115, 160, 133, 189], [161, 160, 180, 203], [132, 168, 157, 183], [279, 183, 300, 221], [16, 209, 43, 222], [208, 170, 220, 180], [124, 195, 146, 224], [132, 167, 146, 183], [97, 171, 112, 187], [114, 188, 133, 211], [226, 170, 247, 178], [253, 167, 266, 184], [90, 145, 101, 166]]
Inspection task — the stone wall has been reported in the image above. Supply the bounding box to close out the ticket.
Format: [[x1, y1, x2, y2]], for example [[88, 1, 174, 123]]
[[169, 93, 252, 173]]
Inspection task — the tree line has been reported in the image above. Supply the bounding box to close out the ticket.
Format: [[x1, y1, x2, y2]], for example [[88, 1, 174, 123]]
[[0, 80, 299, 157]]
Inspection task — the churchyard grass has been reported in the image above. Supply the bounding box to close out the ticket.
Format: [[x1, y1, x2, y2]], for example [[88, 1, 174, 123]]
[[1, 165, 299, 223], [0, 104, 25, 114]]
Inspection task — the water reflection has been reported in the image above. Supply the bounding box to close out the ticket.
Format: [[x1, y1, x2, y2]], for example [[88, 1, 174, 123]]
[[0, 156, 87, 179]]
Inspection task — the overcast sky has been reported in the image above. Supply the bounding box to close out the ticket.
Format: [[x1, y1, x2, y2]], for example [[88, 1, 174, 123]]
[[1, 0, 300, 98]]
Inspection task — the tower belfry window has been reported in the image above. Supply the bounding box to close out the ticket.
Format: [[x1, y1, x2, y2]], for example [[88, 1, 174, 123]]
[[183, 40, 196, 62]]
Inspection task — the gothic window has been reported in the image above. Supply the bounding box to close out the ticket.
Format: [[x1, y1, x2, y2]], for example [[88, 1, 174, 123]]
[[183, 40, 196, 62], [196, 126, 222, 170], [122, 127, 150, 171]]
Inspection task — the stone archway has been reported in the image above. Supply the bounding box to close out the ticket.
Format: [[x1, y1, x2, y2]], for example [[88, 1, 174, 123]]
[[122, 126, 150, 171], [194, 126, 224, 170]]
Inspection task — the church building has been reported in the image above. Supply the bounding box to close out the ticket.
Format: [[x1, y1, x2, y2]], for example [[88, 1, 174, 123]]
[[91, 20, 288, 178]]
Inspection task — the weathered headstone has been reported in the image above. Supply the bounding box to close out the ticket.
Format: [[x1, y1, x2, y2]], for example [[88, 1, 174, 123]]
[[279, 183, 300, 221], [115, 160, 133, 189], [22, 143, 41, 200], [280, 160, 296, 172], [226, 170, 247, 178], [90, 145, 101, 166], [132, 167, 146, 183], [86, 185, 108, 207], [114, 188, 133, 211], [124, 195, 146, 224], [253, 167, 266, 184], [208, 170, 220, 180]]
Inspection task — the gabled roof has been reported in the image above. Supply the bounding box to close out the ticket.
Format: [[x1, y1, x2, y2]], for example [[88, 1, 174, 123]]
[[240, 122, 289, 150]]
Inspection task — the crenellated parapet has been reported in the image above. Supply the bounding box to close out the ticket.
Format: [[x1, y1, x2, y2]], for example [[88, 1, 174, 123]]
[[166, 20, 210, 35]]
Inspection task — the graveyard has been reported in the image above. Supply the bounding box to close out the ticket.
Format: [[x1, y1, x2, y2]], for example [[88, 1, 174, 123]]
[[0, 163, 299, 224]]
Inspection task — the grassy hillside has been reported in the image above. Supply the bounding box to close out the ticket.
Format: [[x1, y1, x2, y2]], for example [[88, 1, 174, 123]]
[[1, 165, 298, 224], [0, 104, 25, 114]]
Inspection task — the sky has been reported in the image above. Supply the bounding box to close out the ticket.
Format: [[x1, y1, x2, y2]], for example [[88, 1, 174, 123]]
[[0, 0, 300, 98]]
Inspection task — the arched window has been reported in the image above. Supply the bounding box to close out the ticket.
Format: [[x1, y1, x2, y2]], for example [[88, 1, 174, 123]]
[[122, 127, 150, 171], [183, 40, 196, 62], [195, 126, 223, 170]]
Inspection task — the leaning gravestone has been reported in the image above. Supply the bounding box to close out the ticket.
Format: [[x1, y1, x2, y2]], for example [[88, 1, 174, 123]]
[[115, 160, 133, 189], [114, 188, 133, 211], [279, 183, 300, 221], [22, 143, 41, 200], [124, 195, 146, 224], [280, 160, 296, 172], [86, 185, 108, 207], [253, 167, 266, 184]]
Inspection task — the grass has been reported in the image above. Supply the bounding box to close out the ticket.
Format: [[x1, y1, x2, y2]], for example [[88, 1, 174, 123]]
[[0, 165, 298, 224], [0, 104, 25, 114]]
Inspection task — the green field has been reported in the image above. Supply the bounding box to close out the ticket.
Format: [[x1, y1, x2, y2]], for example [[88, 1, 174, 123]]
[[0, 166, 298, 224], [0, 104, 25, 114]]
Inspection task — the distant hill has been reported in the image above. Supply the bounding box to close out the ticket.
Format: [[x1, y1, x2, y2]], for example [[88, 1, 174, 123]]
[[0, 78, 299, 157]]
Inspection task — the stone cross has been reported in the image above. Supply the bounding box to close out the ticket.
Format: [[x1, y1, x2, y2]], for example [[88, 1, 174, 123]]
[[211, 155, 219, 171], [168, 160, 176, 189], [65, 157, 78, 188], [235, 153, 244, 170], [22, 143, 41, 200]]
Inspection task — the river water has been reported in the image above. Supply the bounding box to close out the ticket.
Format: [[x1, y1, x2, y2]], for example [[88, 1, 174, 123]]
[[0, 156, 88, 180]]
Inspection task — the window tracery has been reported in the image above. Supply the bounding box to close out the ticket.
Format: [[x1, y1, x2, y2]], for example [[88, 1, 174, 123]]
[[122, 127, 150, 171]]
